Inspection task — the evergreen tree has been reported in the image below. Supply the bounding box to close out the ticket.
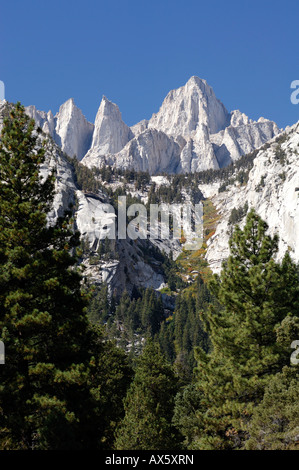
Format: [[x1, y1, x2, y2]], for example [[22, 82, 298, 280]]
[[114, 340, 183, 450], [155, 277, 211, 379], [157, 321, 175, 363], [190, 209, 299, 449], [172, 384, 203, 449], [245, 366, 299, 450], [140, 289, 164, 336], [87, 284, 110, 324], [245, 315, 299, 449], [0, 103, 131, 449]]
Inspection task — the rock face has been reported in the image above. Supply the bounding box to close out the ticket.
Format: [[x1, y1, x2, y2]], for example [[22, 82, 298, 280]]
[[204, 122, 299, 273], [210, 116, 279, 168], [75, 189, 116, 250], [83, 128, 182, 174], [82, 96, 134, 168], [55, 98, 94, 160], [39, 139, 77, 225], [113, 128, 181, 174], [178, 124, 220, 172], [91, 96, 133, 153], [148, 76, 230, 138], [26, 99, 94, 160], [26, 105, 56, 137], [27, 76, 280, 174]]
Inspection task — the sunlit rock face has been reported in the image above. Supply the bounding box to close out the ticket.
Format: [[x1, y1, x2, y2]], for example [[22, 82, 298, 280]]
[[54, 98, 94, 160], [204, 122, 299, 273], [25, 76, 280, 175], [81, 76, 280, 173]]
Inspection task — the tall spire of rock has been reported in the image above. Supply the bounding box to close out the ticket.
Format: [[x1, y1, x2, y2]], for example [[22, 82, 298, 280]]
[[90, 96, 133, 154], [55, 98, 94, 160]]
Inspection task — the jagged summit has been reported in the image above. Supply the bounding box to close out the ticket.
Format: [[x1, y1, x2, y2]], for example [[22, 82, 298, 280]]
[[25, 76, 281, 173], [88, 95, 133, 155], [55, 98, 94, 160], [101, 95, 111, 103], [147, 75, 230, 138], [59, 97, 75, 107], [187, 75, 207, 84]]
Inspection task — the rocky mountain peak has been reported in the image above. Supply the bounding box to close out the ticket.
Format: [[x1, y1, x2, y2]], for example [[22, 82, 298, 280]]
[[230, 109, 252, 127], [147, 75, 230, 138], [25, 76, 281, 174], [90, 96, 133, 154], [55, 98, 94, 160]]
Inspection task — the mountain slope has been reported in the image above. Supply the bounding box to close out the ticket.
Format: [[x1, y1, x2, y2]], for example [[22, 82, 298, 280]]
[[203, 123, 299, 272]]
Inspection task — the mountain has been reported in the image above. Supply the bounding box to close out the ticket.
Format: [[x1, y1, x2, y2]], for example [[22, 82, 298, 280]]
[[25, 76, 280, 174], [26, 105, 56, 136], [82, 76, 279, 173], [0, 98, 298, 302], [210, 114, 279, 168]]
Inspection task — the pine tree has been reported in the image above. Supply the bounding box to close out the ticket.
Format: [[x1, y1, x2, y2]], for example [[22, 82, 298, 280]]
[[245, 316, 299, 449], [173, 384, 204, 449], [87, 284, 110, 324], [245, 367, 299, 450], [140, 289, 164, 336], [114, 340, 183, 450], [157, 321, 175, 363], [0, 103, 131, 449], [190, 209, 299, 449]]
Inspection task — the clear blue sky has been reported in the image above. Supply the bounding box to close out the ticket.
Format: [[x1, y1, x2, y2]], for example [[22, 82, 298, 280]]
[[1, 0, 299, 129]]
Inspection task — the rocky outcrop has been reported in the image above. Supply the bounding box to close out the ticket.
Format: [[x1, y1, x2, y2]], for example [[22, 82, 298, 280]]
[[211, 116, 280, 167], [179, 124, 220, 172], [83, 128, 181, 174], [115, 128, 181, 173], [204, 123, 299, 272], [26, 105, 56, 137], [55, 98, 94, 160], [75, 189, 116, 250], [38, 139, 77, 225], [26, 99, 94, 160], [91, 96, 133, 153], [81, 96, 134, 169], [82, 96, 133, 165]]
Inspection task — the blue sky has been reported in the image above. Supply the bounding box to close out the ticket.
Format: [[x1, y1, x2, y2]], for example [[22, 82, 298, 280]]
[[1, 0, 299, 129]]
